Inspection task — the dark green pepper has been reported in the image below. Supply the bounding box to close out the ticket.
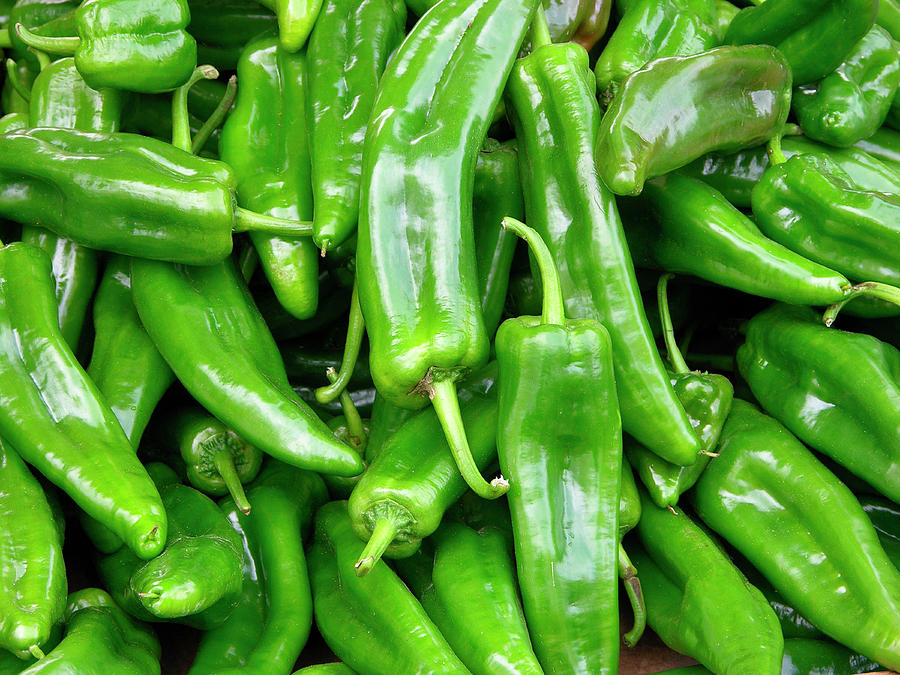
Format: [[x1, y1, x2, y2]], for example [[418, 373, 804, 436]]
[[187, 0, 276, 70], [724, 0, 878, 85], [15, 0, 197, 93], [692, 398, 900, 671], [496, 216, 621, 674], [596, 45, 793, 196], [793, 26, 900, 147]]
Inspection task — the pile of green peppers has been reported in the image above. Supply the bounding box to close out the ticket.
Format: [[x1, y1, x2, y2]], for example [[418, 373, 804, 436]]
[[1, 0, 900, 672]]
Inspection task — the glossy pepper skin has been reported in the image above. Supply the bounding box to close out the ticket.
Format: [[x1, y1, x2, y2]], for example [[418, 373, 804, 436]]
[[99, 464, 244, 629], [855, 126, 900, 168], [348, 362, 500, 572], [357, 0, 533, 407], [753, 154, 900, 287], [630, 490, 783, 674], [18, 588, 160, 675], [596, 46, 793, 196], [725, 0, 877, 85], [308, 501, 469, 675], [221, 35, 319, 320], [793, 26, 900, 147], [692, 399, 900, 671], [395, 521, 543, 675], [22, 57, 126, 352], [190, 463, 327, 674], [305, 0, 406, 252], [593, 0, 718, 106], [505, 34, 700, 465], [6, 0, 78, 60], [86, 256, 174, 448], [737, 303, 900, 504], [625, 276, 734, 508], [0, 439, 65, 659], [496, 217, 621, 675], [187, 0, 276, 70], [862, 495, 900, 564], [362, 394, 415, 464], [131, 257, 364, 478], [0, 242, 166, 559], [620, 172, 852, 306], [255, 0, 321, 52], [16, 0, 197, 93]]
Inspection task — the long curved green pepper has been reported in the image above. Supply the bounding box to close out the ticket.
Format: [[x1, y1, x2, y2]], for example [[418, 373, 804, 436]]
[[394, 521, 544, 675], [631, 489, 784, 674], [0, 439, 65, 660], [308, 501, 470, 675], [625, 275, 734, 508], [220, 34, 320, 320], [306, 0, 406, 252], [504, 15, 700, 465], [357, 0, 537, 499], [496, 216, 621, 675]]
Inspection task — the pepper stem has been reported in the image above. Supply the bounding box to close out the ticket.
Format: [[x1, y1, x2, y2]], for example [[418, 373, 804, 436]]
[[529, 2, 552, 49], [430, 376, 509, 499], [328, 367, 367, 453], [316, 279, 365, 404], [767, 131, 787, 166], [29, 48, 50, 71], [355, 517, 399, 577], [191, 74, 237, 155], [824, 281, 900, 326], [171, 65, 218, 153], [232, 208, 313, 236], [211, 446, 251, 515], [5, 59, 31, 102], [14, 24, 79, 55], [657, 274, 690, 374], [28, 645, 44, 660], [502, 217, 565, 326], [618, 544, 646, 648]]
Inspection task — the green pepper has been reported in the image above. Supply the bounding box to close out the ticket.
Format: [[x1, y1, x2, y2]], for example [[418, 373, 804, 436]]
[[619, 172, 852, 306], [572, 0, 612, 50], [348, 362, 500, 574], [0, 128, 316, 265], [593, 0, 719, 106], [308, 501, 469, 675], [357, 0, 536, 499], [691, 398, 900, 671], [736, 559, 826, 640], [220, 34, 319, 320], [793, 26, 900, 147], [18, 588, 160, 675], [190, 462, 326, 674], [0, 240, 166, 559], [6, 0, 78, 60], [99, 464, 244, 629], [362, 394, 415, 464], [630, 489, 784, 674], [394, 521, 543, 675], [855, 125, 900, 168], [861, 494, 900, 564], [625, 275, 734, 508], [15, 0, 197, 93], [187, 0, 276, 70], [596, 45, 793, 196], [737, 303, 900, 505], [293, 665, 356, 675], [0, 440, 65, 660], [504, 19, 700, 465], [724, 0, 878, 85], [254, 0, 321, 52], [130, 257, 364, 478], [0, 112, 27, 131], [496, 217, 620, 674], [305, 0, 406, 252]]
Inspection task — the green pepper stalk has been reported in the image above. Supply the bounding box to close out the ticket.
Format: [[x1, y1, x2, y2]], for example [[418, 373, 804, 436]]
[[692, 399, 900, 671], [191, 74, 236, 155], [357, 0, 537, 500], [308, 501, 469, 674], [220, 34, 320, 321], [0, 439, 65, 660], [625, 275, 734, 508], [496, 217, 621, 674], [315, 279, 365, 405], [4, 57, 32, 101], [617, 456, 646, 647], [14, 0, 198, 93]]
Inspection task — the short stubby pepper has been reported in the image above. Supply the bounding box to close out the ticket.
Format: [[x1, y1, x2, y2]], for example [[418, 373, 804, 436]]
[[752, 153, 900, 287], [496, 217, 621, 675], [692, 399, 900, 671], [724, 0, 878, 85], [793, 26, 900, 147], [595, 45, 793, 196], [737, 303, 900, 505], [15, 0, 197, 93]]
